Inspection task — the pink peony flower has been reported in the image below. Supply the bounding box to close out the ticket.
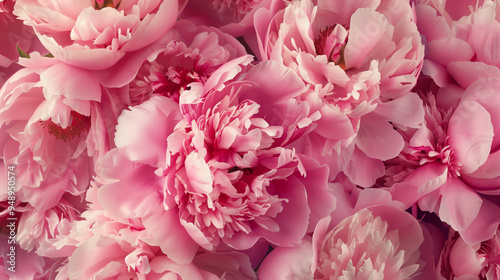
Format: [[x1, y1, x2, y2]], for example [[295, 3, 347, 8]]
[[416, 0, 500, 89], [387, 78, 500, 245], [439, 229, 500, 280], [13, 0, 178, 75], [249, 0, 425, 183], [128, 19, 248, 106], [96, 58, 335, 259], [0, 0, 44, 87], [258, 205, 431, 280]]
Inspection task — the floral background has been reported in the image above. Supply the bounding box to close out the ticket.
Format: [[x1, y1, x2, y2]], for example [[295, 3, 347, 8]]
[[1, 0, 500, 279]]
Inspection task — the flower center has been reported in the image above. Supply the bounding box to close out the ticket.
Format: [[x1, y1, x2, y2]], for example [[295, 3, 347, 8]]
[[41, 111, 91, 142], [314, 25, 348, 68], [94, 0, 121, 9]]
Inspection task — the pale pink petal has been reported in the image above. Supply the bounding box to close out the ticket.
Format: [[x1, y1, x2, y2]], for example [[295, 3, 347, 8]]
[[142, 211, 200, 265], [257, 239, 313, 280], [447, 100, 493, 174], [115, 96, 181, 167], [438, 177, 483, 231], [344, 146, 385, 188], [344, 8, 394, 69], [356, 112, 404, 161], [96, 149, 164, 218]]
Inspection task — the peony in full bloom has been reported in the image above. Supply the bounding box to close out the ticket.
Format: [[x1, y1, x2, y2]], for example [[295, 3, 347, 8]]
[[249, 0, 425, 184], [258, 205, 431, 280], [439, 228, 500, 280], [95, 57, 335, 262], [387, 77, 500, 245], [128, 19, 248, 105], [13, 0, 178, 76]]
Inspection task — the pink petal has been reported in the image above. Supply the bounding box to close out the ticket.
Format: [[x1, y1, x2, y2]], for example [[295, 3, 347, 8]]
[[257, 239, 313, 280], [390, 162, 448, 207], [39, 62, 101, 102], [356, 112, 404, 161], [438, 177, 483, 231], [97, 149, 164, 218], [373, 92, 424, 128], [447, 100, 493, 174], [459, 197, 500, 245], [344, 146, 385, 188], [461, 77, 500, 150], [143, 211, 200, 264], [344, 8, 394, 69], [426, 37, 474, 66], [115, 96, 181, 167]]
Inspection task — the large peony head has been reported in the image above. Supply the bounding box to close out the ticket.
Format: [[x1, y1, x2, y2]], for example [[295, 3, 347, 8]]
[[314, 206, 424, 279], [13, 0, 178, 70], [440, 229, 500, 280], [166, 89, 313, 250], [258, 0, 424, 111], [257, 205, 429, 280]]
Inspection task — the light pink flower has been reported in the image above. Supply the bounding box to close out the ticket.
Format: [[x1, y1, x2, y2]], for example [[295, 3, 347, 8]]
[[128, 19, 248, 105], [416, 0, 500, 89], [0, 0, 44, 87], [13, 0, 178, 75], [387, 80, 500, 244], [439, 229, 500, 280], [250, 0, 425, 182], [258, 205, 431, 280], [97, 59, 334, 258]]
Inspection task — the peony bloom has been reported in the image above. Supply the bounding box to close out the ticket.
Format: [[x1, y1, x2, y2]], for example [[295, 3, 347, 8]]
[[96, 58, 335, 259], [0, 0, 44, 87], [416, 0, 500, 89], [53, 185, 254, 280], [0, 53, 111, 212], [249, 0, 425, 183], [128, 19, 248, 105], [258, 205, 431, 280], [13, 0, 178, 77], [439, 229, 500, 280], [388, 77, 500, 245]]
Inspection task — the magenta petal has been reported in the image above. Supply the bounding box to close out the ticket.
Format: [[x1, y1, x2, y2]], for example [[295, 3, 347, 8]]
[[447, 100, 493, 174], [142, 211, 199, 264], [438, 177, 482, 231]]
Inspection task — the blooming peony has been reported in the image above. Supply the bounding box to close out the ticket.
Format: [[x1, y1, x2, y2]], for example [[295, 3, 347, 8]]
[[258, 205, 431, 280], [439, 229, 500, 280], [13, 0, 178, 76]]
